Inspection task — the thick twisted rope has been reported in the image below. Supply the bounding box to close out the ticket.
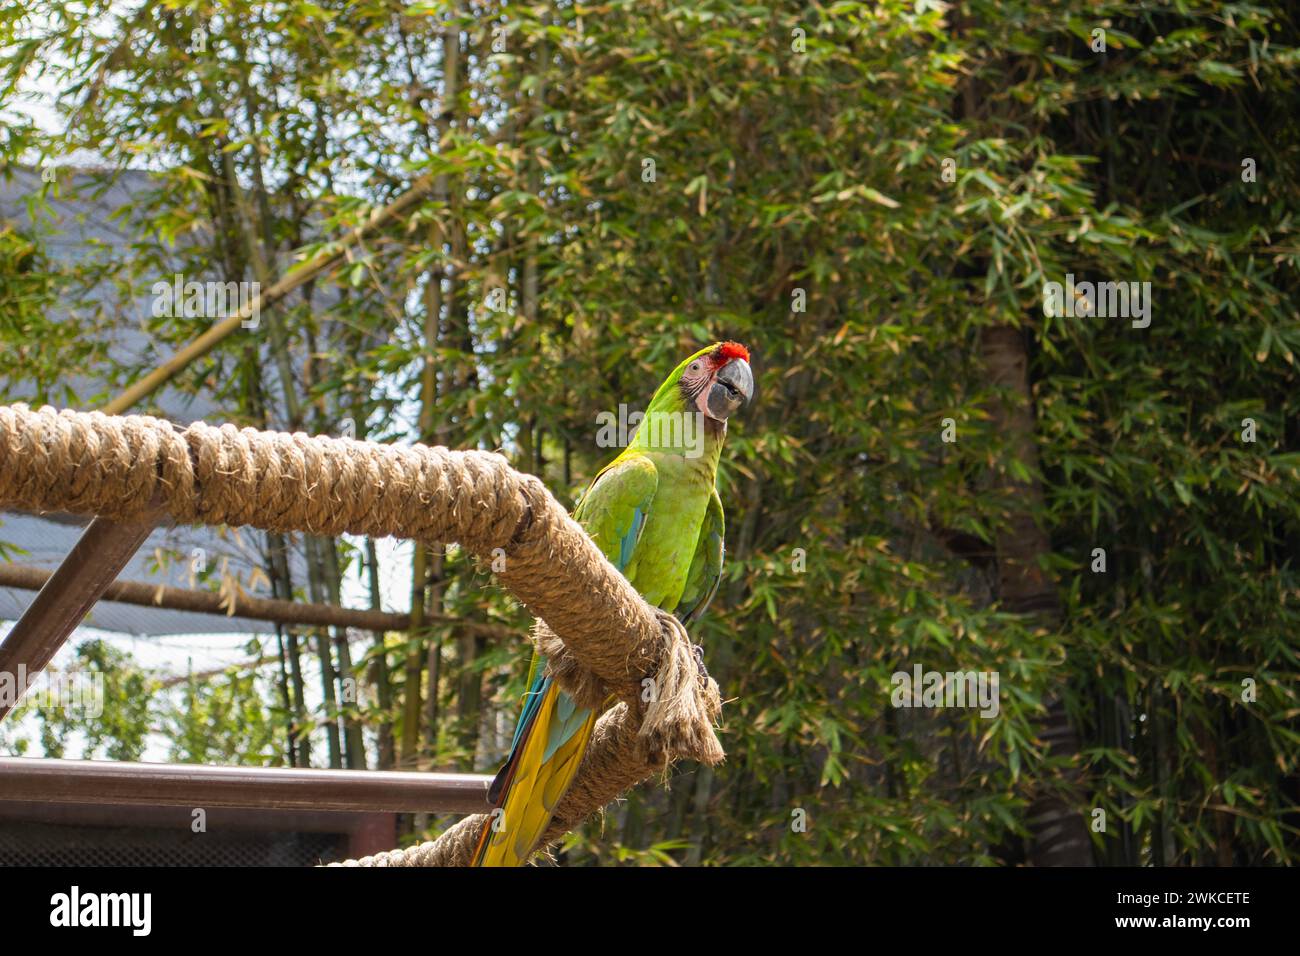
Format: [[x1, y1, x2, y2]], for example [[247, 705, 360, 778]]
[[0, 403, 725, 862]]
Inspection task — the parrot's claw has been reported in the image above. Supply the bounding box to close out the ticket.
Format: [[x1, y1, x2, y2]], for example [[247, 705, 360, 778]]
[[692, 643, 711, 682]]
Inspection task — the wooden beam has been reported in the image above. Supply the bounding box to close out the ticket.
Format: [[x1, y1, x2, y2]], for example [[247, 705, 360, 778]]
[[0, 509, 163, 721], [0, 756, 492, 814]]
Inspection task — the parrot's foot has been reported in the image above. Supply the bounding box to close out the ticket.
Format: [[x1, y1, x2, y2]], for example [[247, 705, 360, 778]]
[[692, 643, 711, 682]]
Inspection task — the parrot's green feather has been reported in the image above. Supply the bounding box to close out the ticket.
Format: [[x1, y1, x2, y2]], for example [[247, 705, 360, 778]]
[[574, 454, 659, 569], [676, 487, 725, 625]]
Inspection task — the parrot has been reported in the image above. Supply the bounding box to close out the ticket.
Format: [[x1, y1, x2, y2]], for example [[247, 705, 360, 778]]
[[471, 340, 754, 866]]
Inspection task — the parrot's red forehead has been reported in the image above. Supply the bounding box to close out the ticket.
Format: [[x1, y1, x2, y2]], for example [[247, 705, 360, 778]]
[[712, 341, 750, 365]]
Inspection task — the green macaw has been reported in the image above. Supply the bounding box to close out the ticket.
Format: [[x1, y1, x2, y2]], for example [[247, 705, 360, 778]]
[[472, 341, 754, 866]]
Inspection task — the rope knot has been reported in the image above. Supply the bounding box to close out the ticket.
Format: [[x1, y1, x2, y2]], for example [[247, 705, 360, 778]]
[[633, 610, 724, 766]]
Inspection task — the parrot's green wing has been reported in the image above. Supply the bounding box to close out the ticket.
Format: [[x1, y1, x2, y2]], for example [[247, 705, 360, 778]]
[[676, 486, 724, 625], [573, 453, 659, 572]]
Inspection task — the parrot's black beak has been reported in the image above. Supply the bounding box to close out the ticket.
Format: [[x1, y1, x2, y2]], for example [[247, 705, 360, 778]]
[[707, 358, 753, 421]]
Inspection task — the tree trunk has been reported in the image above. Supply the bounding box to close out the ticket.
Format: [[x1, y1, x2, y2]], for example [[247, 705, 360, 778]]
[[979, 324, 1093, 866]]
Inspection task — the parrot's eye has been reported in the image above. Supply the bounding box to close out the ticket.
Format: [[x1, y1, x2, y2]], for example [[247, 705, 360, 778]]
[[690, 362, 700, 371]]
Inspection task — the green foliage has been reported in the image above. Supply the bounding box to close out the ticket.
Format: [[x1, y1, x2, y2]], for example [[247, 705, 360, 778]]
[[161, 651, 282, 765], [3, 639, 154, 762], [0, 0, 1296, 864], [0, 222, 87, 405], [1, 638, 283, 766]]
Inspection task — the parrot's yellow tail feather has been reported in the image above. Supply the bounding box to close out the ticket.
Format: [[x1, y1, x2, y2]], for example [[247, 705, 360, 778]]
[[473, 682, 598, 866]]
